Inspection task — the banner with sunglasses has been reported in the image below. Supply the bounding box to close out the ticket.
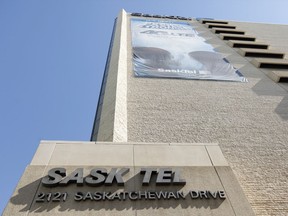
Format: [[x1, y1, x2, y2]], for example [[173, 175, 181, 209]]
[[131, 19, 247, 82]]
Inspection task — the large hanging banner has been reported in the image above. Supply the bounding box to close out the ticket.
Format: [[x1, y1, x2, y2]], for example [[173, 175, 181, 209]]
[[131, 19, 247, 82]]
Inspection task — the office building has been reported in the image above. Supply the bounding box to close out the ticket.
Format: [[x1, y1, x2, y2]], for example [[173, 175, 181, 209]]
[[4, 9, 288, 216]]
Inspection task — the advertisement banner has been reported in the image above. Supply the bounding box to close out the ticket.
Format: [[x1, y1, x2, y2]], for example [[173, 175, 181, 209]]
[[131, 19, 247, 82]]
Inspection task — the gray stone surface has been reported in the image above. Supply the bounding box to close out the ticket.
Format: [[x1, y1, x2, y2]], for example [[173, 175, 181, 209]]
[[5, 164, 253, 215], [134, 144, 212, 166], [127, 19, 288, 215], [215, 166, 255, 216], [206, 146, 228, 166], [30, 142, 56, 165], [48, 143, 134, 166], [28, 141, 224, 167], [5, 140, 254, 215]]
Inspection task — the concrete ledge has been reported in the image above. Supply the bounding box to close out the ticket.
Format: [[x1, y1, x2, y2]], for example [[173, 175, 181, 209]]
[[216, 166, 255, 216], [200, 19, 228, 24], [212, 28, 245, 35], [228, 41, 269, 49], [49, 144, 134, 166], [30, 143, 55, 165], [41, 140, 96, 144], [30, 141, 228, 167], [205, 23, 236, 29], [206, 146, 228, 166], [238, 48, 284, 58], [169, 142, 218, 146], [268, 70, 288, 82], [251, 58, 288, 69], [219, 33, 255, 41], [134, 145, 212, 166]]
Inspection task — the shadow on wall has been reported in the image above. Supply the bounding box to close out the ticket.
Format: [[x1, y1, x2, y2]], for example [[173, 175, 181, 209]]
[[10, 173, 225, 213], [275, 95, 288, 120], [248, 69, 288, 120], [204, 34, 288, 122]]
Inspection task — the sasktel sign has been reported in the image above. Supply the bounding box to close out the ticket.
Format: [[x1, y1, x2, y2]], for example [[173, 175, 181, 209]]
[[36, 167, 226, 203]]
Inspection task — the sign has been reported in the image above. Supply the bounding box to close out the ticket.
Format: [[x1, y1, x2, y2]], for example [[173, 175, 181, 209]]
[[131, 19, 247, 82], [41, 167, 185, 187], [36, 167, 226, 203], [131, 13, 192, 21]]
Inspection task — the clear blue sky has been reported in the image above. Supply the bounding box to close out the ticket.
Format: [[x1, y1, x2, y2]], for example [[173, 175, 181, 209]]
[[1, 0, 288, 213]]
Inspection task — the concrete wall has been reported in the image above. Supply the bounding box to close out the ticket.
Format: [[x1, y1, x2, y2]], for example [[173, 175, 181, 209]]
[[3, 141, 254, 216], [92, 10, 128, 142], [126, 18, 288, 215]]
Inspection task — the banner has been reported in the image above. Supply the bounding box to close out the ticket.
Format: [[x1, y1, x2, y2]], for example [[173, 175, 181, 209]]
[[131, 19, 247, 82]]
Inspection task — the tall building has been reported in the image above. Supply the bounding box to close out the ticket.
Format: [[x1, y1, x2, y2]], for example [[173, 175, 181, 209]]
[[4, 10, 288, 216]]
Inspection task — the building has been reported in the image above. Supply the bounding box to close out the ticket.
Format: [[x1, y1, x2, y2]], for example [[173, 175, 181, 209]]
[[4, 9, 288, 216]]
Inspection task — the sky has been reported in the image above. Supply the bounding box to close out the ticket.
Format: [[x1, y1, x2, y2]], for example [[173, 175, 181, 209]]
[[1, 0, 288, 213]]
